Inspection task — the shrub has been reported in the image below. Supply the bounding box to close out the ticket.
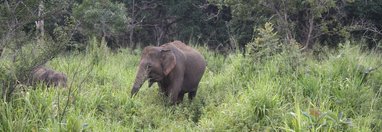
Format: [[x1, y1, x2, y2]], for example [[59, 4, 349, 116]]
[[245, 22, 282, 62]]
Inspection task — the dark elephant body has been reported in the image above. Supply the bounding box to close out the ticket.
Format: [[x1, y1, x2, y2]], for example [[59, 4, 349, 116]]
[[31, 66, 67, 88], [131, 41, 206, 104]]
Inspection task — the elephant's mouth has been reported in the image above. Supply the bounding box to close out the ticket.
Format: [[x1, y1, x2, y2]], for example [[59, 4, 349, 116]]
[[148, 74, 162, 82], [148, 76, 161, 88], [148, 79, 155, 88]]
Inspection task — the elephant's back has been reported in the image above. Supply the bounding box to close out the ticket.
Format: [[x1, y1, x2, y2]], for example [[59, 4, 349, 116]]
[[165, 40, 206, 68], [179, 44, 206, 73], [32, 66, 50, 80], [168, 40, 196, 53], [165, 40, 206, 74]]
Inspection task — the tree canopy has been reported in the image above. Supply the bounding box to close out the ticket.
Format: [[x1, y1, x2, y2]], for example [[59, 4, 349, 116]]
[[1, 0, 381, 51]]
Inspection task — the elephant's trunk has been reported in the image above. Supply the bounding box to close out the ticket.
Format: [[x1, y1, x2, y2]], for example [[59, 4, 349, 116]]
[[131, 64, 148, 96]]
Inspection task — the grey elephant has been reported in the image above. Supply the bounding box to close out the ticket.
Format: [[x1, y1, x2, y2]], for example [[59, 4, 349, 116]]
[[31, 65, 67, 88], [131, 40, 206, 104]]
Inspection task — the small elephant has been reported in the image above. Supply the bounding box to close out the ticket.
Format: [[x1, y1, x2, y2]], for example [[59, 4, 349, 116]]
[[31, 65, 67, 88], [131, 40, 206, 104]]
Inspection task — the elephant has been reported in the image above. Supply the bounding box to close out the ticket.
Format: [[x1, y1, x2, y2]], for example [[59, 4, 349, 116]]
[[131, 40, 206, 104], [30, 65, 67, 88]]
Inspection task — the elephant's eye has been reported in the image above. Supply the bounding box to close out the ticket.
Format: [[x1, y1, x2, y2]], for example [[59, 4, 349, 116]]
[[146, 64, 152, 69]]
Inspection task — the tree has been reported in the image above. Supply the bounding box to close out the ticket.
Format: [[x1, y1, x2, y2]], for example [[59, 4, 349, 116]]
[[73, 0, 128, 48], [209, 0, 358, 49], [0, 0, 74, 101], [344, 0, 382, 48]]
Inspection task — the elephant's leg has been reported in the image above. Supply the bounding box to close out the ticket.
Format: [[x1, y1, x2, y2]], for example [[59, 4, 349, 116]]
[[164, 91, 169, 97], [160, 86, 168, 96], [169, 89, 181, 105], [178, 92, 185, 102], [188, 91, 197, 101], [166, 69, 185, 105], [158, 83, 169, 97], [168, 79, 183, 105]]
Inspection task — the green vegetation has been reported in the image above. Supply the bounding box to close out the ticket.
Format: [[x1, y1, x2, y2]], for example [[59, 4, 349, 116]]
[[1, 0, 382, 131], [3, 0, 382, 50], [1, 38, 381, 131]]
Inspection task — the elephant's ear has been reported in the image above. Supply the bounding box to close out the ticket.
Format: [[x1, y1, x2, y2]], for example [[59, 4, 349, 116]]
[[161, 48, 176, 76]]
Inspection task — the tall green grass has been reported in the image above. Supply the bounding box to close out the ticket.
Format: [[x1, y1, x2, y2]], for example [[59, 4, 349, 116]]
[[1, 40, 381, 131]]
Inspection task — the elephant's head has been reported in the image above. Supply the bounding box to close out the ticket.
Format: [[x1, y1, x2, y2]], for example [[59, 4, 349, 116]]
[[131, 46, 176, 96], [50, 73, 67, 88]]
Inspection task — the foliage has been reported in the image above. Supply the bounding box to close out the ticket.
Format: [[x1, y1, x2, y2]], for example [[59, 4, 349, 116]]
[[209, 0, 381, 49], [246, 22, 281, 62], [73, 0, 128, 39], [1, 41, 381, 131], [0, 0, 74, 100], [2, 0, 381, 50], [0, 0, 382, 130], [118, 0, 231, 48]]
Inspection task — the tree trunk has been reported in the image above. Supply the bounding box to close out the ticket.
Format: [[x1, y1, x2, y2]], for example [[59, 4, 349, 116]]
[[129, 0, 135, 49], [35, 1, 45, 43], [302, 15, 314, 51]]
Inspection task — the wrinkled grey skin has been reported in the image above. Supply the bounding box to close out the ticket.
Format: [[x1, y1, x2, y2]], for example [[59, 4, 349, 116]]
[[131, 40, 206, 104], [31, 65, 67, 88]]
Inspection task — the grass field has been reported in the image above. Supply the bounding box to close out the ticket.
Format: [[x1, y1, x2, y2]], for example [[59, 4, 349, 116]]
[[1, 41, 382, 131]]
